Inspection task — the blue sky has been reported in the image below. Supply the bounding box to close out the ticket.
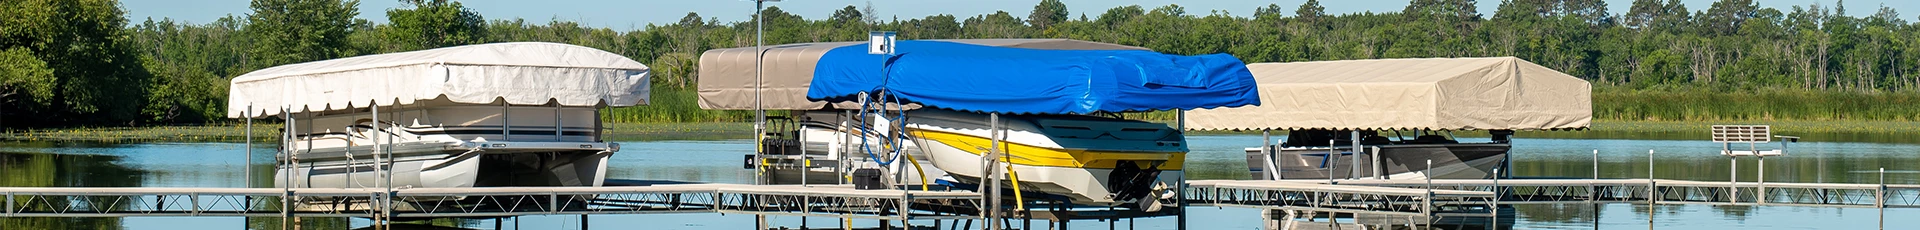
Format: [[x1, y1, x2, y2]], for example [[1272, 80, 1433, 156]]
[[126, 0, 1918, 30]]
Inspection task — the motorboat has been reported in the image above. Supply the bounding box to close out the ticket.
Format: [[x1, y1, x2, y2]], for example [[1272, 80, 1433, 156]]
[[228, 42, 651, 190], [904, 109, 1186, 207], [1253, 129, 1510, 180], [1186, 57, 1592, 180], [698, 39, 1260, 210], [698, 39, 1163, 187]]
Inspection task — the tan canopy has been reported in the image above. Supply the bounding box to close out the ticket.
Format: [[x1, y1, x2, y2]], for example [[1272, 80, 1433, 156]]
[[1184, 57, 1591, 131], [697, 39, 1145, 110], [228, 42, 651, 118]]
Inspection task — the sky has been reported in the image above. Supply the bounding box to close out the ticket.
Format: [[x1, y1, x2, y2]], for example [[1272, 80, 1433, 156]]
[[125, 0, 1920, 30]]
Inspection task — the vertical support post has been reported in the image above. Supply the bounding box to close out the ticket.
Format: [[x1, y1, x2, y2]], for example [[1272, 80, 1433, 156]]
[[1262, 130, 1277, 180], [839, 110, 850, 184], [1176, 110, 1188, 230], [1327, 140, 1336, 185], [899, 193, 911, 230], [502, 102, 511, 141], [6, 191, 13, 216], [1425, 159, 1433, 228], [245, 105, 253, 188], [987, 112, 1001, 230], [371, 102, 388, 228], [281, 107, 293, 230], [554, 103, 562, 140], [580, 214, 589, 230], [1491, 168, 1500, 230], [1372, 146, 1383, 179], [1758, 155, 1766, 204], [752, 0, 769, 188], [1879, 167, 1886, 230], [1647, 149, 1654, 230], [1592, 149, 1599, 202], [1349, 130, 1361, 180]]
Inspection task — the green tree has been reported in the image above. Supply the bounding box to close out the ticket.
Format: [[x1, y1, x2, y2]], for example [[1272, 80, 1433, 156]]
[[0, 0, 151, 126], [0, 47, 54, 108], [1253, 3, 1284, 21], [1028, 0, 1069, 29], [246, 0, 363, 68], [1296, 0, 1326, 22], [385, 0, 487, 51]]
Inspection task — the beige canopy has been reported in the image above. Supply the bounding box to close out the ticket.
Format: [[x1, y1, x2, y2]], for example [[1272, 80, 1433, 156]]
[[228, 42, 651, 118], [1184, 57, 1591, 131], [697, 39, 1145, 110]]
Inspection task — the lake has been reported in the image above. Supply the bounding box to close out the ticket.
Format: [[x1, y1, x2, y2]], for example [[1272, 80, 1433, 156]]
[[2, 133, 1917, 229]]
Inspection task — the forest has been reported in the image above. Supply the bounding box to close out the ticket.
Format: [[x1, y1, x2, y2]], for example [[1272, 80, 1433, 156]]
[[4, 0, 1920, 128]]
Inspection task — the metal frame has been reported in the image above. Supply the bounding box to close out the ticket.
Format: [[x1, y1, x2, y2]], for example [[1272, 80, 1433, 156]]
[[0, 185, 981, 219]]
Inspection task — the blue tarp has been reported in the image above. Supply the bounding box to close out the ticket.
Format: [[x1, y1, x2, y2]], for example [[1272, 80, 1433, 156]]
[[806, 40, 1260, 114]]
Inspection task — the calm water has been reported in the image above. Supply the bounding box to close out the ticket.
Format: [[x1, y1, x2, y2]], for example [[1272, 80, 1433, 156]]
[[3, 134, 1918, 229]]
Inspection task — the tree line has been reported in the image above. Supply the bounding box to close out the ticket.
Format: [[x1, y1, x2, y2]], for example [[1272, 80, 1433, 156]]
[[3, 0, 1918, 128]]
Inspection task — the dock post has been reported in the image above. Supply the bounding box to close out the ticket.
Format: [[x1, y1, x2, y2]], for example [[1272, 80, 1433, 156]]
[[494, 217, 502, 230], [244, 105, 253, 188], [1759, 155, 1766, 204], [986, 112, 1001, 230], [1728, 154, 1736, 205], [1647, 149, 1654, 230], [1491, 168, 1501, 230], [899, 193, 911, 230], [580, 214, 589, 230], [1592, 149, 1599, 202], [756, 214, 767, 230], [1878, 167, 1885, 230]]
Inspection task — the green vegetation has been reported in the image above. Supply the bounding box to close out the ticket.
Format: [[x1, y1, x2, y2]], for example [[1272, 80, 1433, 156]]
[[1596, 87, 1920, 121], [4, 0, 1920, 129]]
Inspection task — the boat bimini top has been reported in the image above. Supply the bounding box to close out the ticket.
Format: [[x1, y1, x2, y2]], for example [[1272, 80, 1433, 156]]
[[1184, 57, 1591, 131], [226, 42, 651, 118]]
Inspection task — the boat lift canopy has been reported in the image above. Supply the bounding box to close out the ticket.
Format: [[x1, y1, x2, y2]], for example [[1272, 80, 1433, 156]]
[[227, 42, 652, 118], [697, 39, 1161, 111], [1185, 57, 1591, 131], [800, 40, 1260, 114]]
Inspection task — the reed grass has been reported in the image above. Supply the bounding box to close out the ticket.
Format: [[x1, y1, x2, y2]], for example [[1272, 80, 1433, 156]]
[[602, 87, 755, 123], [1596, 87, 1920, 121]]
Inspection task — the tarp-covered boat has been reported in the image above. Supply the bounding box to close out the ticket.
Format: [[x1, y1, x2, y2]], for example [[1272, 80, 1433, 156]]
[[802, 40, 1260, 209], [698, 39, 1163, 186], [1185, 57, 1590, 180]]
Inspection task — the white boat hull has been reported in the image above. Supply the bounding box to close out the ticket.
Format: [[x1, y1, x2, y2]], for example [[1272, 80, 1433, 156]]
[[905, 110, 1184, 208]]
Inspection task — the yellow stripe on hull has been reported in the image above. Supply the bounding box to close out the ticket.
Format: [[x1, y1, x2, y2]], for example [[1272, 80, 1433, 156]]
[[909, 129, 1185, 170]]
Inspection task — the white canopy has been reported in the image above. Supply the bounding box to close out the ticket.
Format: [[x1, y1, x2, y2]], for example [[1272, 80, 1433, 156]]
[[1185, 57, 1591, 131], [696, 39, 1145, 110], [227, 42, 651, 118]]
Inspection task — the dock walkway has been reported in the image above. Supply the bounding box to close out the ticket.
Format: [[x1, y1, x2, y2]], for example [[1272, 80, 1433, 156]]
[[0, 184, 981, 221]]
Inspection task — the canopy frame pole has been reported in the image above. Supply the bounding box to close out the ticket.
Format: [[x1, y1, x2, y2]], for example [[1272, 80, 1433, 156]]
[[280, 107, 292, 230], [751, 0, 771, 187]]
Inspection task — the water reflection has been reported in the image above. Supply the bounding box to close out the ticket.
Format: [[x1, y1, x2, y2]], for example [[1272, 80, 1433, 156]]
[[1, 151, 144, 230], [1, 133, 1917, 229]]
